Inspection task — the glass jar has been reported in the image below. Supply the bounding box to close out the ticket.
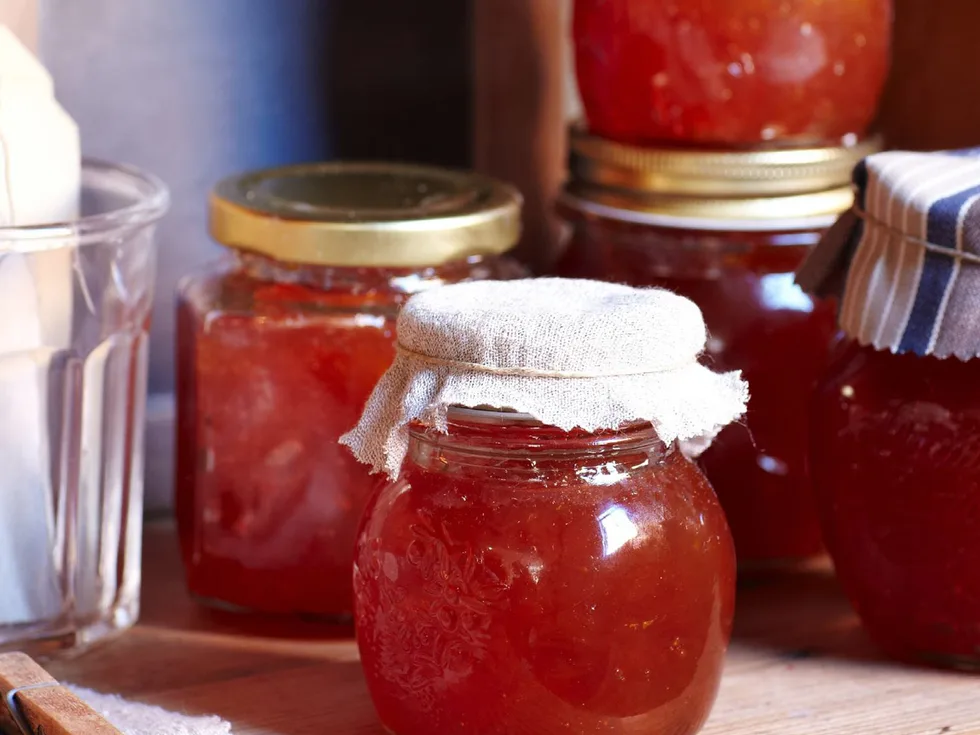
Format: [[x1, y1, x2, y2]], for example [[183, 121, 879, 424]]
[[573, 0, 893, 146], [555, 132, 876, 565], [0, 160, 169, 655], [354, 409, 735, 735], [810, 340, 980, 669], [176, 163, 525, 620]]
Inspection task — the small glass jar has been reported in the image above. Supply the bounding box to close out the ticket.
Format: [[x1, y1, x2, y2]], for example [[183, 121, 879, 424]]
[[811, 340, 980, 669], [176, 163, 525, 620], [573, 0, 893, 146], [354, 409, 735, 735], [554, 132, 876, 565]]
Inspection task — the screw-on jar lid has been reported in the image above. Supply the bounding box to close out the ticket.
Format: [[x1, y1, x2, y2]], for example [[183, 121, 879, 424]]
[[209, 161, 523, 267], [565, 124, 881, 229]]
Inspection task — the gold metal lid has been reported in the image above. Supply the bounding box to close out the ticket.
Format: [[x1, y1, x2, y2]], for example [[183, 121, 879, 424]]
[[560, 184, 857, 231], [209, 161, 523, 267], [566, 124, 881, 227]]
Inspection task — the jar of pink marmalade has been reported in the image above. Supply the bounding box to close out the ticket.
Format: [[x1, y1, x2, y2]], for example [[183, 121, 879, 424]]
[[341, 278, 747, 734], [800, 148, 980, 668], [555, 128, 878, 566], [573, 0, 893, 146], [176, 162, 525, 620]]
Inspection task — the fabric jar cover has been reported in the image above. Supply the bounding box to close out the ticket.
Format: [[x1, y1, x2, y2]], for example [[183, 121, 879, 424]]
[[341, 277, 748, 478], [797, 148, 980, 360]]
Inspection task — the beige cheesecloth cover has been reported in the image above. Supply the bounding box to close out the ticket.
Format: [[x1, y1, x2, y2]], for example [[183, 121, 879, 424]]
[[341, 278, 749, 477]]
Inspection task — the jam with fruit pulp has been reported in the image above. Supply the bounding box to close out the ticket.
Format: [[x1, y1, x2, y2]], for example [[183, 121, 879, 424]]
[[810, 340, 980, 669], [573, 0, 892, 146], [354, 411, 736, 734], [176, 162, 523, 619], [556, 207, 837, 563], [554, 129, 875, 565]]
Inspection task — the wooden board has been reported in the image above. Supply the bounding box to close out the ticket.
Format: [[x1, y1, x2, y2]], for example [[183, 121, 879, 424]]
[[45, 523, 980, 735]]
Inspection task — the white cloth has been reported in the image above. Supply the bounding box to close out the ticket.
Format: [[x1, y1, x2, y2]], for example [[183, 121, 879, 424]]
[[342, 278, 748, 477], [70, 686, 232, 735]]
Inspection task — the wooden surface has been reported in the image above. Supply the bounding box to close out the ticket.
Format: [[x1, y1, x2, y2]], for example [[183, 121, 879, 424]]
[[46, 523, 980, 735]]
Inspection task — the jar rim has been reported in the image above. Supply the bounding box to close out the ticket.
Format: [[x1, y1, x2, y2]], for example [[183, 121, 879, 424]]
[[407, 406, 664, 455], [0, 158, 170, 253], [406, 420, 667, 470], [558, 188, 844, 233]]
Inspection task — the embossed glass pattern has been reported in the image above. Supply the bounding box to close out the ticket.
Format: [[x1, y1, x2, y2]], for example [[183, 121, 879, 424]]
[[353, 411, 735, 735]]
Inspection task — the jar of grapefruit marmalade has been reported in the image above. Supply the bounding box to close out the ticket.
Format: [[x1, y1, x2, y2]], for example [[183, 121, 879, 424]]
[[803, 149, 980, 669], [342, 279, 747, 734], [555, 130, 878, 565], [573, 0, 892, 146], [175, 162, 524, 620]]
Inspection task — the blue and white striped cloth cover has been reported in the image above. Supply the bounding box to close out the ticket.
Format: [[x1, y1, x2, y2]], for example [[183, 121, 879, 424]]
[[797, 148, 980, 360]]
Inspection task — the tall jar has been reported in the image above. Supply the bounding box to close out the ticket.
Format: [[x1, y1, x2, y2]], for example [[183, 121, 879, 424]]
[[555, 130, 877, 565], [341, 278, 748, 735], [803, 148, 980, 669], [175, 162, 525, 620], [573, 0, 893, 146]]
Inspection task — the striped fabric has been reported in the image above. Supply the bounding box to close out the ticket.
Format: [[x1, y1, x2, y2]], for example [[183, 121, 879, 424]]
[[801, 149, 980, 359]]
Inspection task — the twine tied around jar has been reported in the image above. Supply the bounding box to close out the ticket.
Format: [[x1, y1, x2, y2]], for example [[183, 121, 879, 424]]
[[853, 205, 980, 265], [394, 343, 691, 379]]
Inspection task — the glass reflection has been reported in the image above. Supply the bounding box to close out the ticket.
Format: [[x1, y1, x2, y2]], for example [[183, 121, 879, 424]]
[[760, 272, 814, 313], [599, 505, 639, 557]]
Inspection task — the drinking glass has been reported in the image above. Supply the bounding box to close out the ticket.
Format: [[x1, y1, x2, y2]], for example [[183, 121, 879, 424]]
[[0, 159, 168, 655]]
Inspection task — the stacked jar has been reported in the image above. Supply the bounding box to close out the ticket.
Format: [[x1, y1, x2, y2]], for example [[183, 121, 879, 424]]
[[175, 162, 525, 620], [555, 0, 893, 568]]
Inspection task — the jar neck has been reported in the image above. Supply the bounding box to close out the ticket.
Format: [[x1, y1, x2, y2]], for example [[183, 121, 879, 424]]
[[561, 199, 823, 246], [559, 202, 821, 278], [405, 410, 670, 483], [232, 249, 511, 296]]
